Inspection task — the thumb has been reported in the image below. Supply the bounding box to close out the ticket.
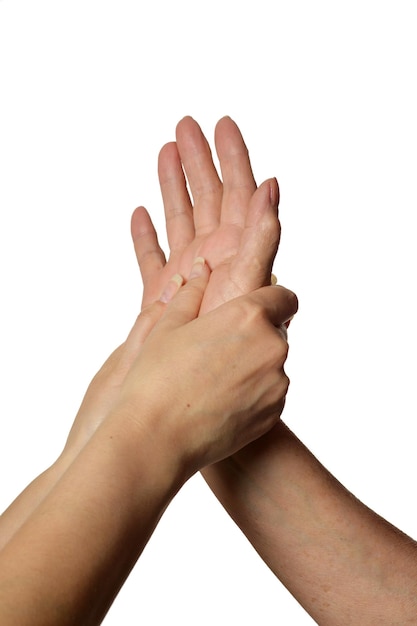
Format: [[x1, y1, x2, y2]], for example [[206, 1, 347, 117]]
[[230, 179, 281, 294], [160, 257, 210, 330], [248, 284, 299, 328]]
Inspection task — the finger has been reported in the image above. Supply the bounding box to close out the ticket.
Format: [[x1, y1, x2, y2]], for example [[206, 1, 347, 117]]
[[131, 206, 166, 282], [158, 141, 195, 253], [176, 116, 222, 235], [214, 116, 257, 227], [122, 273, 184, 363], [246, 285, 299, 328], [229, 178, 281, 293], [122, 299, 168, 364], [160, 257, 211, 330], [159, 273, 184, 303]]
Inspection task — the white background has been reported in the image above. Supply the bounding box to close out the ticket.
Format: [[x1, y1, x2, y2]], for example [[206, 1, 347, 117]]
[[1, 1, 416, 623]]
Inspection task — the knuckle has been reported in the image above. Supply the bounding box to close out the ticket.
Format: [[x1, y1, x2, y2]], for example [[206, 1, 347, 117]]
[[230, 297, 261, 326], [182, 282, 204, 305], [250, 300, 265, 322], [282, 372, 291, 392], [274, 372, 290, 402], [247, 298, 268, 324], [271, 333, 289, 365], [141, 300, 166, 318], [262, 212, 281, 247]]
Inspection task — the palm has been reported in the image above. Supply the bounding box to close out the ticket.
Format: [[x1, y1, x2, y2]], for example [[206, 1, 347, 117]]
[[132, 117, 280, 315], [198, 223, 244, 310]]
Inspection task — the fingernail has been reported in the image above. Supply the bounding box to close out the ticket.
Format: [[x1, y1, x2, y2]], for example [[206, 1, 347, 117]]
[[271, 273, 278, 286], [269, 178, 279, 206], [159, 273, 184, 303], [189, 257, 206, 279]]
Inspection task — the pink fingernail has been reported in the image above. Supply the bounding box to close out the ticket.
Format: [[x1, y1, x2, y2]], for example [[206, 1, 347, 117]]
[[269, 178, 279, 206], [188, 257, 206, 279], [159, 274, 184, 303]]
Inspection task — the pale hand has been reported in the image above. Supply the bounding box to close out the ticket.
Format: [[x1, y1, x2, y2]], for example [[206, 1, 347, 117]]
[[132, 116, 281, 315]]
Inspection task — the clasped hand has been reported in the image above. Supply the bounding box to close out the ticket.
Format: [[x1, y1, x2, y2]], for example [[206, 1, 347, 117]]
[[111, 258, 296, 477], [65, 116, 297, 479]]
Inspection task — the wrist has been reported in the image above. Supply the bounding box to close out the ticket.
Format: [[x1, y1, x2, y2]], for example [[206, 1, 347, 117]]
[[102, 401, 189, 505], [0, 406, 187, 625]]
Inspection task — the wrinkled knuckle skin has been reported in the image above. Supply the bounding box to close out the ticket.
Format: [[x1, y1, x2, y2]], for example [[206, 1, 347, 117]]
[[248, 299, 269, 326], [283, 373, 291, 393], [263, 212, 281, 247], [252, 302, 266, 324], [231, 298, 261, 328], [276, 373, 290, 401], [271, 334, 289, 368], [140, 300, 165, 320], [187, 282, 205, 299]]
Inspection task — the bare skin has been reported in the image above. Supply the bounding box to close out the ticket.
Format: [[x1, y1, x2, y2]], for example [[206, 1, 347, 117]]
[[0, 116, 283, 550], [133, 116, 281, 312], [3, 115, 416, 624], [132, 116, 417, 624], [0, 263, 296, 625]]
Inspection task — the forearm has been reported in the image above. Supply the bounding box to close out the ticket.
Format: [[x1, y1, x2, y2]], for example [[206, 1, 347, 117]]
[[0, 410, 183, 626], [0, 450, 80, 551], [202, 420, 417, 625]]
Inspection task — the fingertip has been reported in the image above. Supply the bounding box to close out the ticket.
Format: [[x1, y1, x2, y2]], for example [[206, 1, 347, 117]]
[[257, 178, 279, 210], [158, 141, 177, 159], [284, 288, 299, 320], [131, 206, 151, 240], [268, 177, 280, 208], [159, 258, 210, 329], [256, 284, 299, 328], [158, 142, 180, 176], [178, 115, 195, 125], [274, 284, 299, 316], [188, 257, 209, 280], [215, 115, 238, 132], [176, 115, 200, 140], [214, 116, 248, 155], [159, 273, 184, 303]]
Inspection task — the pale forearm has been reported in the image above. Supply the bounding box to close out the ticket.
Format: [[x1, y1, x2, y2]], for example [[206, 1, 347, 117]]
[[0, 411, 182, 626], [0, 450, 79, 551], [0, 272, 297, 624], [202, 420, 417, 624], [0, 302, 165, 551]]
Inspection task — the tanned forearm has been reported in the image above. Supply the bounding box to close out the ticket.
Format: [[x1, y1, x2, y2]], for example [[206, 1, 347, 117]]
[[202, 420, 417, 625]]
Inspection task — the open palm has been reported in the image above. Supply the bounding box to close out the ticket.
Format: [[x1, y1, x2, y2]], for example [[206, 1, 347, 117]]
[[132, 116, 281, 314]]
